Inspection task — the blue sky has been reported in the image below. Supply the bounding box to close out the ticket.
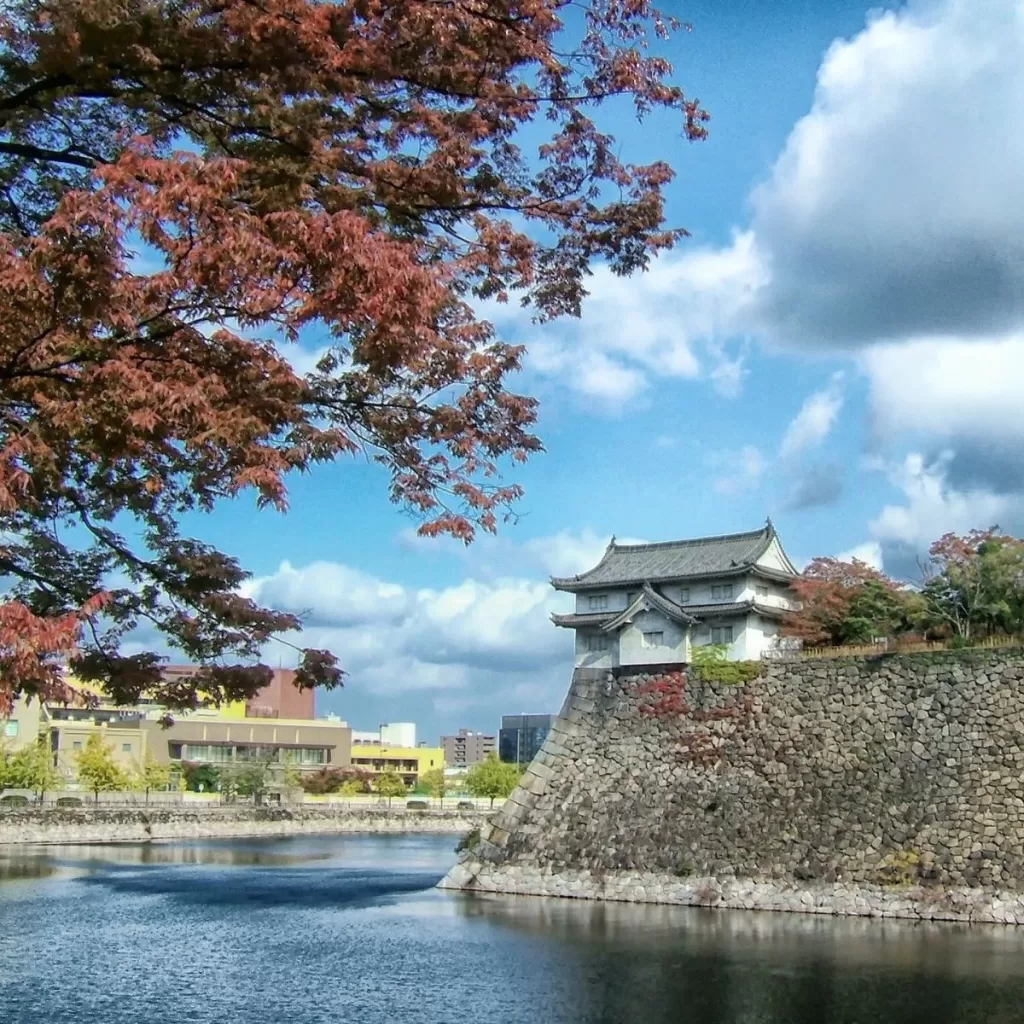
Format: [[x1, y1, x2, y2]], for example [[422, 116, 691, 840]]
[[141, 0, 1024, 741]]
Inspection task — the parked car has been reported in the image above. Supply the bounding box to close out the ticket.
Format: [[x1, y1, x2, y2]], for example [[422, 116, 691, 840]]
[[457, 800, 475, 810], [406, 799, 428, 810]]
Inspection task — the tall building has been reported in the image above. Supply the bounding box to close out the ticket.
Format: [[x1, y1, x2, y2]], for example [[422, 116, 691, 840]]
[[159, 666, 315, 720], [441, 729, 496, 768], [550, 520, 799, 666], [499, 714, 554, 767]]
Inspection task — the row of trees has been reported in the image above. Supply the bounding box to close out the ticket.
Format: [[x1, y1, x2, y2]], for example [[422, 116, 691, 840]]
[[290, 754, 523, 805], [783, 528, 1024, 647], [0, 734, 173, 801], [2, 738, 527, 805]]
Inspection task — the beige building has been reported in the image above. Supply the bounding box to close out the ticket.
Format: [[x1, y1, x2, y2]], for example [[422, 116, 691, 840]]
[[4, 692, 352, 789], [1, 696, 43, 753]]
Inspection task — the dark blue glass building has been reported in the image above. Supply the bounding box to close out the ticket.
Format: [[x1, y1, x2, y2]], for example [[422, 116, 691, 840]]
[[498, 714, 554, 766]]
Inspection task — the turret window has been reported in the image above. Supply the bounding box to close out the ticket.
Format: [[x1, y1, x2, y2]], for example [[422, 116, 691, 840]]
[[588, 594, 609, 611]]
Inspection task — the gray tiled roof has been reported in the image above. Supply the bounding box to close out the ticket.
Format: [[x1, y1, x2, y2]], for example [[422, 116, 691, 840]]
[[551, 522, 787, 591], [684, 600, 790, 621]]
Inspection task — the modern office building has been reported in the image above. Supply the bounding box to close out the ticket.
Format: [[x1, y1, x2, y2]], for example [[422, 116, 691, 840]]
[[440, 729, 496, 768], [498, 714, 554, 767]]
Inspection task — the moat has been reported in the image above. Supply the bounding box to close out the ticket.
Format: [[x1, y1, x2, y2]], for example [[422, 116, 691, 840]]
[[2, 834, 1024, 1024]]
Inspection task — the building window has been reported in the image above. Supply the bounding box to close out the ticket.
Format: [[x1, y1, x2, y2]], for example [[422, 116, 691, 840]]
[[679, 588, 690, 604], [3, 720, 18, 738], [588, 594, 609, 611], [642, 631, 665, 648], [756, 584, 768, 597], [121, 743, 132, 753], [711, 584, 733, 600], [711, 626, 734, 644], [586, 633, 609, 653], [72, 740, 82, 750], [626, 592, 638, 605], [281, 748, 328, 766]]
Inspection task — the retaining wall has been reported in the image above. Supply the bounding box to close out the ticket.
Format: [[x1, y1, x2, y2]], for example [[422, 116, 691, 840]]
[[442, 649, 1024, 924], [0, 805, 485, 845]]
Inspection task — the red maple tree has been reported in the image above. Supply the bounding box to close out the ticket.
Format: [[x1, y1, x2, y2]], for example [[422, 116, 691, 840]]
[[782, 557, 906, 648], [0, 0, 708, 711]]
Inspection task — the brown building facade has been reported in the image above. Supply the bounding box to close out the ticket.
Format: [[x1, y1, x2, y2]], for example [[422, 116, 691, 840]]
[[244, 669, 315, 720], [159, 665, 316, 720], [441, 729, 496, 768]]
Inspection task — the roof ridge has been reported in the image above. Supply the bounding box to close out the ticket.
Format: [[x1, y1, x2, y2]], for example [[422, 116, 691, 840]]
[[611, 525, 768, 552]]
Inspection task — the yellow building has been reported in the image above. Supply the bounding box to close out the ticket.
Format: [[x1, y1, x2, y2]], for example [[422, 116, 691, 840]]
[[348, 743, 444, 787]]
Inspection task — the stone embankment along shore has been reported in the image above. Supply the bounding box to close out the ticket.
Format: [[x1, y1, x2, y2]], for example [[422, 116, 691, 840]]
[[0, 805, 487, 845], [442, 649, 1024, 924], [439, 864, 1024, 926]]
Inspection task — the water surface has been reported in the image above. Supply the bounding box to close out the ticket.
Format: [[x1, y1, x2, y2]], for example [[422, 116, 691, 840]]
[[2, 834, 1024, 1023]]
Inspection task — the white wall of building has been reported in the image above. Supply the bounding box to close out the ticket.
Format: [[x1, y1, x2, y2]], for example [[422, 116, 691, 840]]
[[575, 628, 616, 669], [618, 609, 690, 667], [352, 723, 417, 747]]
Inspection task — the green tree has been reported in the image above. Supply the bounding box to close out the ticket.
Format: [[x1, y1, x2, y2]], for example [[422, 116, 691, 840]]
[[181, 761, 219, 794], [466, 754, 522, 808], [75, 733, 129, 803], [918, 529, 1024, 640], [841, 580, 911, 644], [376, 771, 407, 807], [133, 754, 172, 804], [421, 767, 447, 806], [1, 740, 57, 798]]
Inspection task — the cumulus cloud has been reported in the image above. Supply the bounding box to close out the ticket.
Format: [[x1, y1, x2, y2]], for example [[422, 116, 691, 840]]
[[836, 541, 884, 572], [483, 230, 763, 408], [868, 453, 1014, 557], [240, 558, 574, 705], [240, 560, 409, 628], [779, 374, 845, 460], [749, 0, 1024, 348], [862, 335, 1024, 494]]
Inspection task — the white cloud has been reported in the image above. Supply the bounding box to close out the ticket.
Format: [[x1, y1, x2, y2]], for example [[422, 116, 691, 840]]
[[749, 0, 1024, 348], [236, 548, 579, 706], [779, 374, 845, 460], [868, 452, 1011, 550], [836, 541, 884, 571], [484, 230, 763, 408], [240, 560, 409, 628], [713, 445, 767, 496], [862, 337, 1024, 492], [520, 529, 613, 578]]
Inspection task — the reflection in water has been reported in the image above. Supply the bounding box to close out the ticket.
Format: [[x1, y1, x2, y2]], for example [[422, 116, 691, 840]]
[[2, 835, 1024, 1024], [0, 856, 56, 882], [463, 893, 1024, 1024]]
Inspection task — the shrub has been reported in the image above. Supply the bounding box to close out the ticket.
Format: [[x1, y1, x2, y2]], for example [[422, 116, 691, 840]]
[[455, 826, 481, 855]]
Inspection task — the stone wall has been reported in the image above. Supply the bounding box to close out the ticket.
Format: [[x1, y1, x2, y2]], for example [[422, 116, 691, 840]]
[[0, 805, 485, 845], [443, 649, 1024, 924]]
